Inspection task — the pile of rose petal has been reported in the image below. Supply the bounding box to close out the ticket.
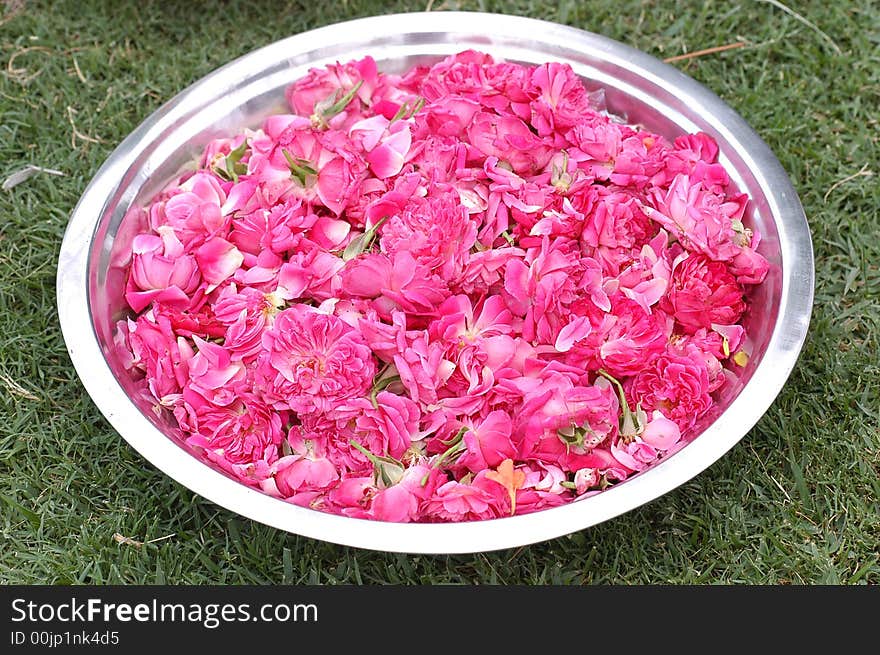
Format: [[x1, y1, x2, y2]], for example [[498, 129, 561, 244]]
[[118, 51, 769, 522]]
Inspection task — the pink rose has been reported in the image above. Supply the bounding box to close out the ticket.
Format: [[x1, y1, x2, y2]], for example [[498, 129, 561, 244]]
[[259, 304, 376, 416], [149, 173, 227, 249], [340, 251, 450, 321], [457, 411, 517, 473], [379, 190, 478, 281], [467, 111, 552, 175], [369, 464, 441, 523], [346, 391, 421, 460], [423, 477, 502, 522], [529, 62, 594, 136], [266, 431, 340, 498], [120, 312, 192, 404], [286, 56, 378, 120], [660, 253, 746, 333], [183, 391, 284, 475], [126, 228, 201, 313], [629, 345, 713, 431]]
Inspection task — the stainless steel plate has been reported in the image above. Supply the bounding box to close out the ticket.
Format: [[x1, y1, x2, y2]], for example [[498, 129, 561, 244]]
[[57, 12, 814, 553]]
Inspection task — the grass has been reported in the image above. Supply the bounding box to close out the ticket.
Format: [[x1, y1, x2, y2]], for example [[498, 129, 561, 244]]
[[0, 0, 877, 585]]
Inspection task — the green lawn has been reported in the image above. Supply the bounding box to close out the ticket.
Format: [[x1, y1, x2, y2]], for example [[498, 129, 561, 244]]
[[0, 0, 877, 584]]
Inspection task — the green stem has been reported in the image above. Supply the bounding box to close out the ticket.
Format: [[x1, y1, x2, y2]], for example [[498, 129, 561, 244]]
[[598, 368, 643, 436], [281, 149, 318, 186], [420, 427, 468, 486], [370, 373, 401, 409], [349, 440, 405, 488], [311, 80, 364, 128]]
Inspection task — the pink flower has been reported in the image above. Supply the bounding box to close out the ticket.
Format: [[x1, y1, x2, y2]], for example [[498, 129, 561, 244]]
[[515, 372, 619, 460], [611, 438, 659, 472], [392, 331, 454, 406], [277, 245, 345, 302], [357, 309, 409, 362], [613, 232, 672, 313], [340, 251, 450, 321], [370, 464, 441, 523], [195, 237, 244, 292], [665, 133, 729, 189], [457, 411, 517, 473], [467, 111, 552, 175], [369, 483, 419, 523], [609, 129, 669, 189], [729, 244, 770, 286], [567, 115, 621, 176], [423, 476, 503, 522], [595, 295, 671, 377], [419, 96, 481, 138], [327, 476, 374, 516], [119, 312, 191, 404], [126, 228, 201, 313], [183, 391, 284, 475], [456, 247, 524, 295], [259, 304, 376, 415], [361, 172, 422, 227], [154, 303, 226, 341], [581, 188, 655, 252], [646, 173, 746, 262], [286, 56, 378, 122], [629, 345, 713, 431], [292, 414, 365, 476], [641, 411, 682, 450], [185, 336, 246, 406], [149, 173, 227, 249], [379, 190, 477, 281], [502, 237, 582, 345], [349, 114, 413, 178], [228, 196, 313, 256], [430, 294, 514, 344], [346, 391, 421, 460], [212, 284, 279, 327], [529, 62, 594, 137], [264, 428, 340, 498], [660, 253, 746, 333], [573, 467, 600, 494], [416, 50, 496, 101], [253, 118, 368, 215]]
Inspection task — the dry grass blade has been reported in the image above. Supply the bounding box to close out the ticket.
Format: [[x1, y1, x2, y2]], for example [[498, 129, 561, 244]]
[[664, 42, 746, 63], [758, 0, 843, 55], [823, 164, 873, 202], [66, 106, 103, 149], [113, 533, 176, 548], [112, 533, 144, 548], [2, 165, 66, 191], [4, 45, 52, 84], [0, 372, 41, 400], [72, 56, 89, 85]]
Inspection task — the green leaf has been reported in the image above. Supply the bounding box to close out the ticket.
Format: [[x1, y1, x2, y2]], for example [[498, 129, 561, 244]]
[[212, 139, 249, 182], [389, 96, 425, 124], [421, 428, 468, 485], [349, 440, 406, 488], [282, 148, 317, 187], [311, 80, 365, 128], [341, 215, 389, 261]]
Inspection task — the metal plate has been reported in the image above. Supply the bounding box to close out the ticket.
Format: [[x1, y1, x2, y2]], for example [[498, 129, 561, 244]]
[[57, 12, 814, 553]]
